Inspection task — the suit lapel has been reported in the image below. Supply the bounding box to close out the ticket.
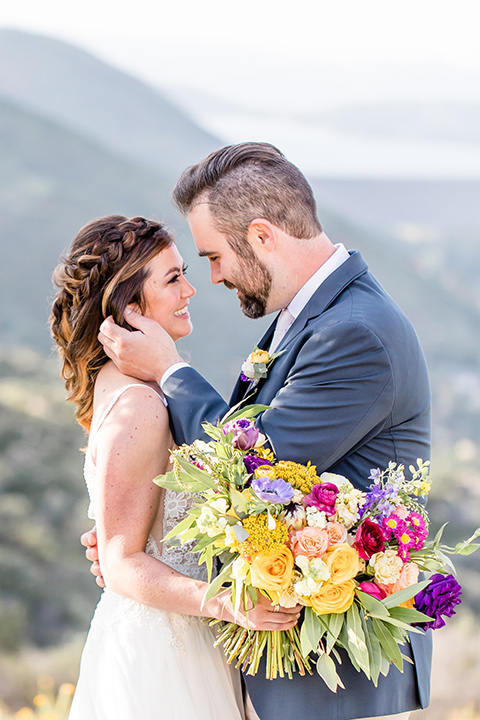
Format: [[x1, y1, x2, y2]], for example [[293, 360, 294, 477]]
[[229, 315, 278, 406], [229, 251, 369, 407]]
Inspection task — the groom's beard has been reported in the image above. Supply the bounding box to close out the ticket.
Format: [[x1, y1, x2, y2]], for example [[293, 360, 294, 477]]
[[225, 255, 272, 319]]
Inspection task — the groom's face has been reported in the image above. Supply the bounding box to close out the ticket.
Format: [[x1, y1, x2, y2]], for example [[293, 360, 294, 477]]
[[188, 203, 272, 318]]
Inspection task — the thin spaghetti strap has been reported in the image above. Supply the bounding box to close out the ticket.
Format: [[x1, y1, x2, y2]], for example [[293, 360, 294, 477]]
[[89, 384, 166, 446]]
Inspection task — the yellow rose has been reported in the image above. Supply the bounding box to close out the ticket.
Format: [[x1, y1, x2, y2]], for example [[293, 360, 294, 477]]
[[254, 466, 276, 480], [309, 579, 356, 615], [324, 543, 360, 584], [250, 349, 270, 364], [250, 546, 294, 593]]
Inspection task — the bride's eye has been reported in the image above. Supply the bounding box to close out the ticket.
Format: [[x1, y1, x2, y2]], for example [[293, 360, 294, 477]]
[[168, 266, 188, 284]]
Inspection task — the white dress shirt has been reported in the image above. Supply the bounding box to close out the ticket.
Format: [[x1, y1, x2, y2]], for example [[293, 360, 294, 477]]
[[161, 244, 350, 389]]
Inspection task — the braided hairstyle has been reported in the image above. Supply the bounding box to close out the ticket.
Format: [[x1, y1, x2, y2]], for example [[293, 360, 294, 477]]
[[50, 215, 173, 431]]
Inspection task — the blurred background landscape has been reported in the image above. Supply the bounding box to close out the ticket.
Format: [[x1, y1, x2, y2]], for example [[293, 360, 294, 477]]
[[0, 2, 479, 717]]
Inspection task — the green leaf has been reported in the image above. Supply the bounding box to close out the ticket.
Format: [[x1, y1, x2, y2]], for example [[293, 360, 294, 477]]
[[162, 513, 197, 542], [381, 579, 430, 608], [316, 652, 345, 693], [230, 487, 250, 519], [173, 455, 218, 490], [221, 403, 271, 423], [388, 606, 433, 624], [326, 613, 344, 653], [455, 542, 480, 556], [433, 548, 457, 574], [192, 533, 223, 552], [371, 618, 403, 671], [345, 604, 370, 676], [201, 558, 235, 607], [356, 590, 390, 617], [432, 522, 448, 546], [362, 615, 382, 686], [153, 470, 186, 491], [300, 606, 324, 656]]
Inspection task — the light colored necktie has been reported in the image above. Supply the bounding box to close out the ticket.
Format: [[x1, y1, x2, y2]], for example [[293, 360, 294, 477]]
[[269, 308, 294, 353]]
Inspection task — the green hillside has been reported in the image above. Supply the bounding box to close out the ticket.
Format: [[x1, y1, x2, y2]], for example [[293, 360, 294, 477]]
[[0, 28, 219, 177]]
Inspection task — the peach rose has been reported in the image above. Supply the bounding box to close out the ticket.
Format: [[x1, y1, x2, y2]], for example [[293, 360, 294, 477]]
[[289, 527, 330, 559], [324, 543, 360, 585], [325, 521, 348, 546], [377, 562, 420, 608], [250, 546, 295, 593], [309, 579, 356, 615]]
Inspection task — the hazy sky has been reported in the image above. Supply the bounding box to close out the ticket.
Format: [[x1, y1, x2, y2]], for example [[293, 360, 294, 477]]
[[2, 0, 480, 177], [2, 0, 479, 85]]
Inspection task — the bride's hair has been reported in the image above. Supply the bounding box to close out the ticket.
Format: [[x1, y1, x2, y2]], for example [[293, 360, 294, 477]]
[[50, 215, 173, 431]]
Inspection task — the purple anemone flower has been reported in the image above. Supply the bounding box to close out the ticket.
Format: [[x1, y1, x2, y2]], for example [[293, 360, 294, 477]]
[[243, 455, 273, 475], [252, 476, 294, 504], [223, 418, 259, 450]]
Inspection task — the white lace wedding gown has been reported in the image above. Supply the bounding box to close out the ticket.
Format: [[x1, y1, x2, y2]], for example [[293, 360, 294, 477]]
[[69, 385, 245, 720]]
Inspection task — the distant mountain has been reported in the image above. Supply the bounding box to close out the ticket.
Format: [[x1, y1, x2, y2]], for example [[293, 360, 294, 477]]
[[0, 28, 219, 177], [0, 96, 175, 350], [317, 101, 480, 144]]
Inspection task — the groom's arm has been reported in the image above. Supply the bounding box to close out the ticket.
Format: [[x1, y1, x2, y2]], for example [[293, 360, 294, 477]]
[[162, 367, 230, 445]]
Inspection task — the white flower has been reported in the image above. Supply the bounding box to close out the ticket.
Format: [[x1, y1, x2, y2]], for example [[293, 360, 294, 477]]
[[294, 555, 330, 596], [306, 506, 328, 528], [241, 360, 256, 380], [196, 506, 227, 537], [369, 549, 403, 585], [231, 556, 250, 582]]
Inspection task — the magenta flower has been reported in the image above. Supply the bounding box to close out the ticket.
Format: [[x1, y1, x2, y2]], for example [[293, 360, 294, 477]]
[[381, 513, 405, 540], [354, 519, 385, 561], [304, 483, 338, 516], [358, 581, 387, 601], [406, 512, 428, 550], [223, 418, 259, 450], [415, 573, 462, 630]]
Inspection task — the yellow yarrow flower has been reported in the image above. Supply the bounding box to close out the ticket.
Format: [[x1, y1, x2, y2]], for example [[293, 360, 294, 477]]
[[256, 447, 275, 463], [275, 460, 320, 494], [238, 513, 288, 558]]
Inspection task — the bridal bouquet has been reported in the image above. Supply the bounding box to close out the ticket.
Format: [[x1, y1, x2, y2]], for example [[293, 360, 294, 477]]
[[154, 406, 479, 691]]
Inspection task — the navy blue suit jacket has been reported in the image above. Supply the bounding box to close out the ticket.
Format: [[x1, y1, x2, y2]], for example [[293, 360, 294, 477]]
[[163, 251, 432, 719]]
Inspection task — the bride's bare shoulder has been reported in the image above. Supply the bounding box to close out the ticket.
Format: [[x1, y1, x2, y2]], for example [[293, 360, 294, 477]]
[[93, 361, 166, 416]]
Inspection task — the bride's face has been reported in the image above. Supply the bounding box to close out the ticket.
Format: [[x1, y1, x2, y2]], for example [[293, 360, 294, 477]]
[[141, 244, 195, 342]]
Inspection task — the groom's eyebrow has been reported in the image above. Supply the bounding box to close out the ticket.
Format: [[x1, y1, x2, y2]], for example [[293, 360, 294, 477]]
[[197, 250, 215, 258]]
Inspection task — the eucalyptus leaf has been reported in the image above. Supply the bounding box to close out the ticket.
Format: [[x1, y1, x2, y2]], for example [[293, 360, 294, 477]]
[[388, 606, 433, 624], [174, 455, 218, 490], [300, 606, 324, 657], [153, 470, 186, 492], [381, 579, 430, 608], [371, 618, 403, 671], [221, 403, 271, 423], [356, 590, 390, 617], [316, 653, 345, 693], [201, 558, 235, 607]]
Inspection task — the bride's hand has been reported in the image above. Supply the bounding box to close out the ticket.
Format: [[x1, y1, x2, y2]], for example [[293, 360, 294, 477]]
[[80, 526, 106, 588], [214, 590, 302, 631]]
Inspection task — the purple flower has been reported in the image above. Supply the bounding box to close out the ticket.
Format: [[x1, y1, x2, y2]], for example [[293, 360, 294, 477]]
[[243, 454, 273, 475], [415, 573, 462, 630], [223, 418, 259, 450], [252, 476, 294, 504], [304, 483, 338, 515]]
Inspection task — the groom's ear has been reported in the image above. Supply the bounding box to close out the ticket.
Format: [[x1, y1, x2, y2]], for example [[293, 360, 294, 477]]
[[247, 218, 278, 253]]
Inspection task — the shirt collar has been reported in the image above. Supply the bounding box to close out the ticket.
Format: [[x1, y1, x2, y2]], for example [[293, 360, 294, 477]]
[[287, 243, 350, 320]]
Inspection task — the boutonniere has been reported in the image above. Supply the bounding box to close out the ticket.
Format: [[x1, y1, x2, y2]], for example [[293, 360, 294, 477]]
[[240, 347, 285, 382]]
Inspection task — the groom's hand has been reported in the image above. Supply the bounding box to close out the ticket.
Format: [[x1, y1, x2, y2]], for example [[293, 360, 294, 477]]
[[98, 308, 183, 382]]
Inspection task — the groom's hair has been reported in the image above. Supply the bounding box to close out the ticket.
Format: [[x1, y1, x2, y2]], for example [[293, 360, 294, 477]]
[[172, 142, 322, 253]]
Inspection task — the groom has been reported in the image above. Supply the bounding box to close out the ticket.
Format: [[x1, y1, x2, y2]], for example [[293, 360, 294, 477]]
[[92, 142, 432, 719]]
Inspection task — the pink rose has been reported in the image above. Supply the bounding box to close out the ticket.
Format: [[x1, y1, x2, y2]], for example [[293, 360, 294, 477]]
[[377, 562, 420, 599], [325, 521, 348, 546], [304, 483, 338, 516], [358, 581, 387, 600], [354, 519, 385, 561], [289, 527, 330, 559]]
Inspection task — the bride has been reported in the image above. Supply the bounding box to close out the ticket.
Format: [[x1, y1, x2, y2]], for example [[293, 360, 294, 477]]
[[50, 215, 299, 720]]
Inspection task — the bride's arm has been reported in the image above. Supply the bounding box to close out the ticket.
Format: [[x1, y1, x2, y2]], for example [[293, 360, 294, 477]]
[[92, 387, 300, 631]]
